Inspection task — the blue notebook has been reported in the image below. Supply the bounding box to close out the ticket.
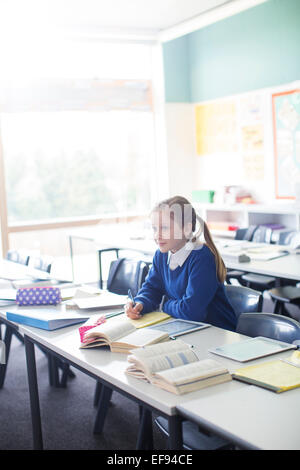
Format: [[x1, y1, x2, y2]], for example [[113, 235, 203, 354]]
[[6, 306, 89, 331]]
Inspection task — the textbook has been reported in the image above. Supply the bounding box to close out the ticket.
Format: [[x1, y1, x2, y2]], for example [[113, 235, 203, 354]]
[[126, 340, 232, 395], [233, 352, 300, 393], [6, 306, 89, 331], [79, 315, 169, 353], [209, 336, 296, 362]]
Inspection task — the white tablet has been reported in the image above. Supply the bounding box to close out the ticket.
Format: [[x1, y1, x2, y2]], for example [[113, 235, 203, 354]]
[[149, 318, 210, 338], [209, 336, 297, 362]]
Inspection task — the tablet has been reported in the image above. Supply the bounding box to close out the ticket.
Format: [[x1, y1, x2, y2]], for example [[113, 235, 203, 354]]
[[209, 336, 297, 362], [149, 319, 210, 338]]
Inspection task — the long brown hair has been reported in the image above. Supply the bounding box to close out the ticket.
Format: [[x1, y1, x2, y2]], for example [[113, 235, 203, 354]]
[[152, 195, 226, 283]]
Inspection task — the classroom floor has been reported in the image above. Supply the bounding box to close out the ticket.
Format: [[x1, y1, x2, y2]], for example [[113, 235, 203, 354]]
[[0, 335, 167, 450]]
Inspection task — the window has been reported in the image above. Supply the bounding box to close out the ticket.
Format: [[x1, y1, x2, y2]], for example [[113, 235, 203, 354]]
[[0, 38, 160, 260], [2, 108, 154, 223]]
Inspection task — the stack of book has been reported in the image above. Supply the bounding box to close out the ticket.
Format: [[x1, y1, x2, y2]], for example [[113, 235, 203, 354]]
[[126, 340, 232, 395]]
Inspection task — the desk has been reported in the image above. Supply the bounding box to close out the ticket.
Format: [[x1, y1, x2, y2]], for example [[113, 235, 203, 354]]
[[0, 309, 295, 450], [0, 259, 70, 284], [69, 231, 300, 283], [0, 259, 51, 281], [177, 385, 300, 450], [221, 251, 300, 282]]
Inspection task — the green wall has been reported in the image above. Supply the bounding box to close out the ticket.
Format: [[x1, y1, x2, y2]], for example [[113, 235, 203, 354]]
[[162, 35, 191, 102], [163, 0, 300, 102]]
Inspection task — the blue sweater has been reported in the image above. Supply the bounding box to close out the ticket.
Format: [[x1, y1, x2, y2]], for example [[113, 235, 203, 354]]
[[134, 245, 237, 332]]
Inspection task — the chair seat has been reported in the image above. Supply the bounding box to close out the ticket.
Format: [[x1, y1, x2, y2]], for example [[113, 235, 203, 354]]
[[226, 270, 246, 278], [155, 416, 231, 450], [241, 273, 275, 286], [269, 286, 300, 304]]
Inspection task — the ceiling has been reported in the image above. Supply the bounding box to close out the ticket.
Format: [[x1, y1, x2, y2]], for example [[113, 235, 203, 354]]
[[53, 0, 233, 32], [0, 0, 267, 41]]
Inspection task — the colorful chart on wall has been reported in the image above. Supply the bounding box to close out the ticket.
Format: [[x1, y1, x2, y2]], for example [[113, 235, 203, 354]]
[[195, 100, 238, 155], [195, 93, 265, 181], [272, 89, 300, 199]]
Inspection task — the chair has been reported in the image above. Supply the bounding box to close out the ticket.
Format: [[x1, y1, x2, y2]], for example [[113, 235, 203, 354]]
[[226, 226, 258, 285], [106, 257, 150, 296], [6, 249, 30, 266], [225, 285, 263, 317], [30, 255, 53, 273], [240, 229, 300, 292], [251, 225, 273, 243], [152, 284, 263, 451], [93, 257, 151, 434], [240, 225, 277, 291], [273, 230, 300, 288], [265, 231, 300, 316], [98, 248, 120, 289], [2, 250, 30, 346], [267, 286, 300, 317], [236, 312, 300, 344]]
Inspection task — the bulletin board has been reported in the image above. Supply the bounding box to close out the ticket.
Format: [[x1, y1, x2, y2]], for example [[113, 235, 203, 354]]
[[194, 83, 300, 203], [272, 89, 300, 199]]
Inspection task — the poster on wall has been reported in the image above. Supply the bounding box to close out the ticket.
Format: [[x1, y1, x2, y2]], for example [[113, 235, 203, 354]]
[[195, 100, 238, 155], [272, 89, 300, 199], [239, 93, 265, 181], [194, 93, 265, 182]]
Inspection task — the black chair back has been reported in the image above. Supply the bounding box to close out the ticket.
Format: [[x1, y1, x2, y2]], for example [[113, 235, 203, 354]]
[[225, 285, 263, 318], [31, 256, 53, 273], [106, 258, 150, 297], [252, 225, 272, 243], [283, 231, 300, 247], [236, 312, 300, 344], [234, 225, 260, 241], [6, 250, 30, 266]]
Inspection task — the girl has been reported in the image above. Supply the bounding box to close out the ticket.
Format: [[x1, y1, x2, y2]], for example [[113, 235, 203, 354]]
[[125, 195, 237, 331]]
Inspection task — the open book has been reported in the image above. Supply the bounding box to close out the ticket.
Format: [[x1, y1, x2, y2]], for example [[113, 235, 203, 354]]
[[126, 340, 232, 395], [79, 315, 169, 353]]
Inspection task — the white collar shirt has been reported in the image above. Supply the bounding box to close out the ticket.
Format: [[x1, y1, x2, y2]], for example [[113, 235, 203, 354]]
[[168, 240, 202, 270]]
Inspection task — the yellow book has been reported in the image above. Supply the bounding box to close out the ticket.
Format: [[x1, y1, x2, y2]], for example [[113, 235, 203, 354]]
[[128, 311, 171, 329], [233, 352, 300, 393]]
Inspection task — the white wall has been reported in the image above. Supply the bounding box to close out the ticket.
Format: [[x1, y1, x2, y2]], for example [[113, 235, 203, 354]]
[[164, 102, 197, 200]]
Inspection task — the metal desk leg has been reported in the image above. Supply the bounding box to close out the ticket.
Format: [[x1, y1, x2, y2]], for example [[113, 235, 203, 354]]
[[136, 407, 153, 450], [93, 381, 103, 406], [69, 235, 75, 282], [93, 384, 113, 434], [0, 324, 13, 388], [168, 415, 183, 450], [24, 335, 43, 450]]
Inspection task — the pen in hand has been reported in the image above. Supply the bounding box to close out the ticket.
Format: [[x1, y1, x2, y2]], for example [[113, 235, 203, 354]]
[[127, 289, 136, 307], [159, 295, 166, 312], [126, 289, 142, 319]]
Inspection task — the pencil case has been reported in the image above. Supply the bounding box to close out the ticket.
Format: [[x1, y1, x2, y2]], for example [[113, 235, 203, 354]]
[[16, 287, 62, 306]]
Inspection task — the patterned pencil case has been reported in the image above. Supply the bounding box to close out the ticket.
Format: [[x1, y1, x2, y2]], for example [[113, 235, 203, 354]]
[[16, 287, 62, 306]]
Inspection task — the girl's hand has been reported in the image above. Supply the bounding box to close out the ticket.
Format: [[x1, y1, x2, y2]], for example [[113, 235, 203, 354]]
[[125, 301, 143, 320]]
